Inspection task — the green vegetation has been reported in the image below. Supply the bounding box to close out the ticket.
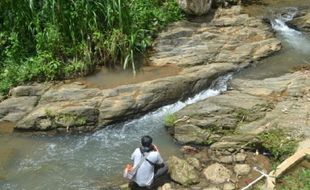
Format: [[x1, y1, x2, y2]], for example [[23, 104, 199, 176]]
[[164, 114, 177, 127], [258, 129, 297, 161], [278, 167, 310, 190], [0, 0, 183, 94]]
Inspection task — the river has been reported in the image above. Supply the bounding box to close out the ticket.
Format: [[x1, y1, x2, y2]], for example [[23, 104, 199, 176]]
[[1, 1, 310, 189]]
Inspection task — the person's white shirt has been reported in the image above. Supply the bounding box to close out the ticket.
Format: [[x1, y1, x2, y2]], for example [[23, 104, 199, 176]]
[[130, 148, 164, 187]]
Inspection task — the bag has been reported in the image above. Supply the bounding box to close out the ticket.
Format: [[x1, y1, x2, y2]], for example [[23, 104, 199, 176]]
[[123, 164, 137, 180]]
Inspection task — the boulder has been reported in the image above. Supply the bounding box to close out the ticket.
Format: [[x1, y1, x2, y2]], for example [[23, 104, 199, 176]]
[[288, 11, 310, 32], [203, 163, 232, 184], [234, 164, 251, 175], [177, 0, 213, 16], [167, 156, 200, 186], [172, 70, 310, 150], [0, 96, 38, 122], [9, 84, 49, 97]]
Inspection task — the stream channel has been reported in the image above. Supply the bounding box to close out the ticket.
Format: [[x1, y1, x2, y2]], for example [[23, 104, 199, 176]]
[[1, 1, 310, 189]]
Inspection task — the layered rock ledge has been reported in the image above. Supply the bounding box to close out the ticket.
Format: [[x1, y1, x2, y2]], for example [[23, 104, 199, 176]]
[[0, 6, 281, 133], [169, 70, 310, 149]]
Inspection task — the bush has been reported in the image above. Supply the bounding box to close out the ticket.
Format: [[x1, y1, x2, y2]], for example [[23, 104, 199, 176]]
[[0, 0, 183, 94]]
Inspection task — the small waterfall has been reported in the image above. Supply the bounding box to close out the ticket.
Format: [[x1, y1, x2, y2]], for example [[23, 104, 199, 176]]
[[1, 74, 232, 190], [270, 7, 310, 54]]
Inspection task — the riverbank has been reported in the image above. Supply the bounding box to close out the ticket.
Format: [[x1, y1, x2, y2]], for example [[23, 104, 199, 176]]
[[1, 2, 310, 190]]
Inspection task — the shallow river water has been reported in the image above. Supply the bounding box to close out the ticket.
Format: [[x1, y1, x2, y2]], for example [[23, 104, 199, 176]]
[[1, 1, 310, 189]]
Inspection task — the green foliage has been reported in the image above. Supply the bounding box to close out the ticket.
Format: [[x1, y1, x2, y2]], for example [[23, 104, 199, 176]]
[[278, 167, 310, 190], [164, 114, 177, 127], [0, 0, 183, 94], [258, 129, 297, 161]]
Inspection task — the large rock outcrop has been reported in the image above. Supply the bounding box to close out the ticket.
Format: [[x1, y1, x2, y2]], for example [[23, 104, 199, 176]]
[[0, 6, 281, 133], [150, 6, 281, 67], [168, 70, 310, 149]]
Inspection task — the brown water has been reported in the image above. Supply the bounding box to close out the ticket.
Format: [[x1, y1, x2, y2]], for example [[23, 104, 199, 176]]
[[75, 65, 181, 89]]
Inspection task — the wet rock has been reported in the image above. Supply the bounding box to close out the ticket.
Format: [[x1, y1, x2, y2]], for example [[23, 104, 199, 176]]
[[167, 156, 200, 186], [288, 11, 310, 32], [203, 163, 232, 184], [233, 164, 251, 176], [177, 0, 212, 16]]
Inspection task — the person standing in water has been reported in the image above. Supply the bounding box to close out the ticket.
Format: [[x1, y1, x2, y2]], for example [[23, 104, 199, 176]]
[[129, 135, 168, 189]]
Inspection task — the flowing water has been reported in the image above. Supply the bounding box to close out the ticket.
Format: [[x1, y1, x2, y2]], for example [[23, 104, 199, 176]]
[[1, 1, 310, 189], [0, 75, 231, 190], [237, 1, 310, 79]]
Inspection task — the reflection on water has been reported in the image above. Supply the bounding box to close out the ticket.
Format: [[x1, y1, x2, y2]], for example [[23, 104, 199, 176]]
[[0, 75, 231, 190]]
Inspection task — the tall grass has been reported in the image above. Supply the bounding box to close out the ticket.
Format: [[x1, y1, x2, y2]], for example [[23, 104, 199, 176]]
[[0, 0, 183, 94]]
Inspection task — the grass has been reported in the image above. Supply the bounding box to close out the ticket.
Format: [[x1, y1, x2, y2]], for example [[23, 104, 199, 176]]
[[257, 128, 297, 161], [0, 0, 183, 94], [164, 114, 177, 127], [278, 167, 310, 190]]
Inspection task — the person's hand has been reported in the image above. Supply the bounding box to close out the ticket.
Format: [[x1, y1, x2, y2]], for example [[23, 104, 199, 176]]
[[153, 144, 159, 151]]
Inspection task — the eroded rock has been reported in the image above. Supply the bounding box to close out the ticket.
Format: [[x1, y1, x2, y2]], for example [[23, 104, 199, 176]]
[[167, 156, 200, 186]]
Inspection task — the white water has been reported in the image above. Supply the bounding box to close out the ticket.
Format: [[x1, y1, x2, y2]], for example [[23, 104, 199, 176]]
[[270, 7, 310, 54], [0, 74, 232, 190]]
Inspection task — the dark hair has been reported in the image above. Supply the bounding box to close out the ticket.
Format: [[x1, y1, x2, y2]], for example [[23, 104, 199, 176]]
[[141, 135, 153, 148]]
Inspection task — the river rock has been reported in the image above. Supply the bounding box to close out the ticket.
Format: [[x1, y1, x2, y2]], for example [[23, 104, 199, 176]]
[[0, 96, 38, 122], [167, 156, 200, 186], [150, 6, 281, 67], [9, 84, 49, 97], [233, 164, 251, 175], [288, 11, 310, 32], [171, 70, 310, 149], [177, 0, 213, 16], [170, 90, 269, 144], [203, 163, 232, 184], [0, 6, 281, 133]]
